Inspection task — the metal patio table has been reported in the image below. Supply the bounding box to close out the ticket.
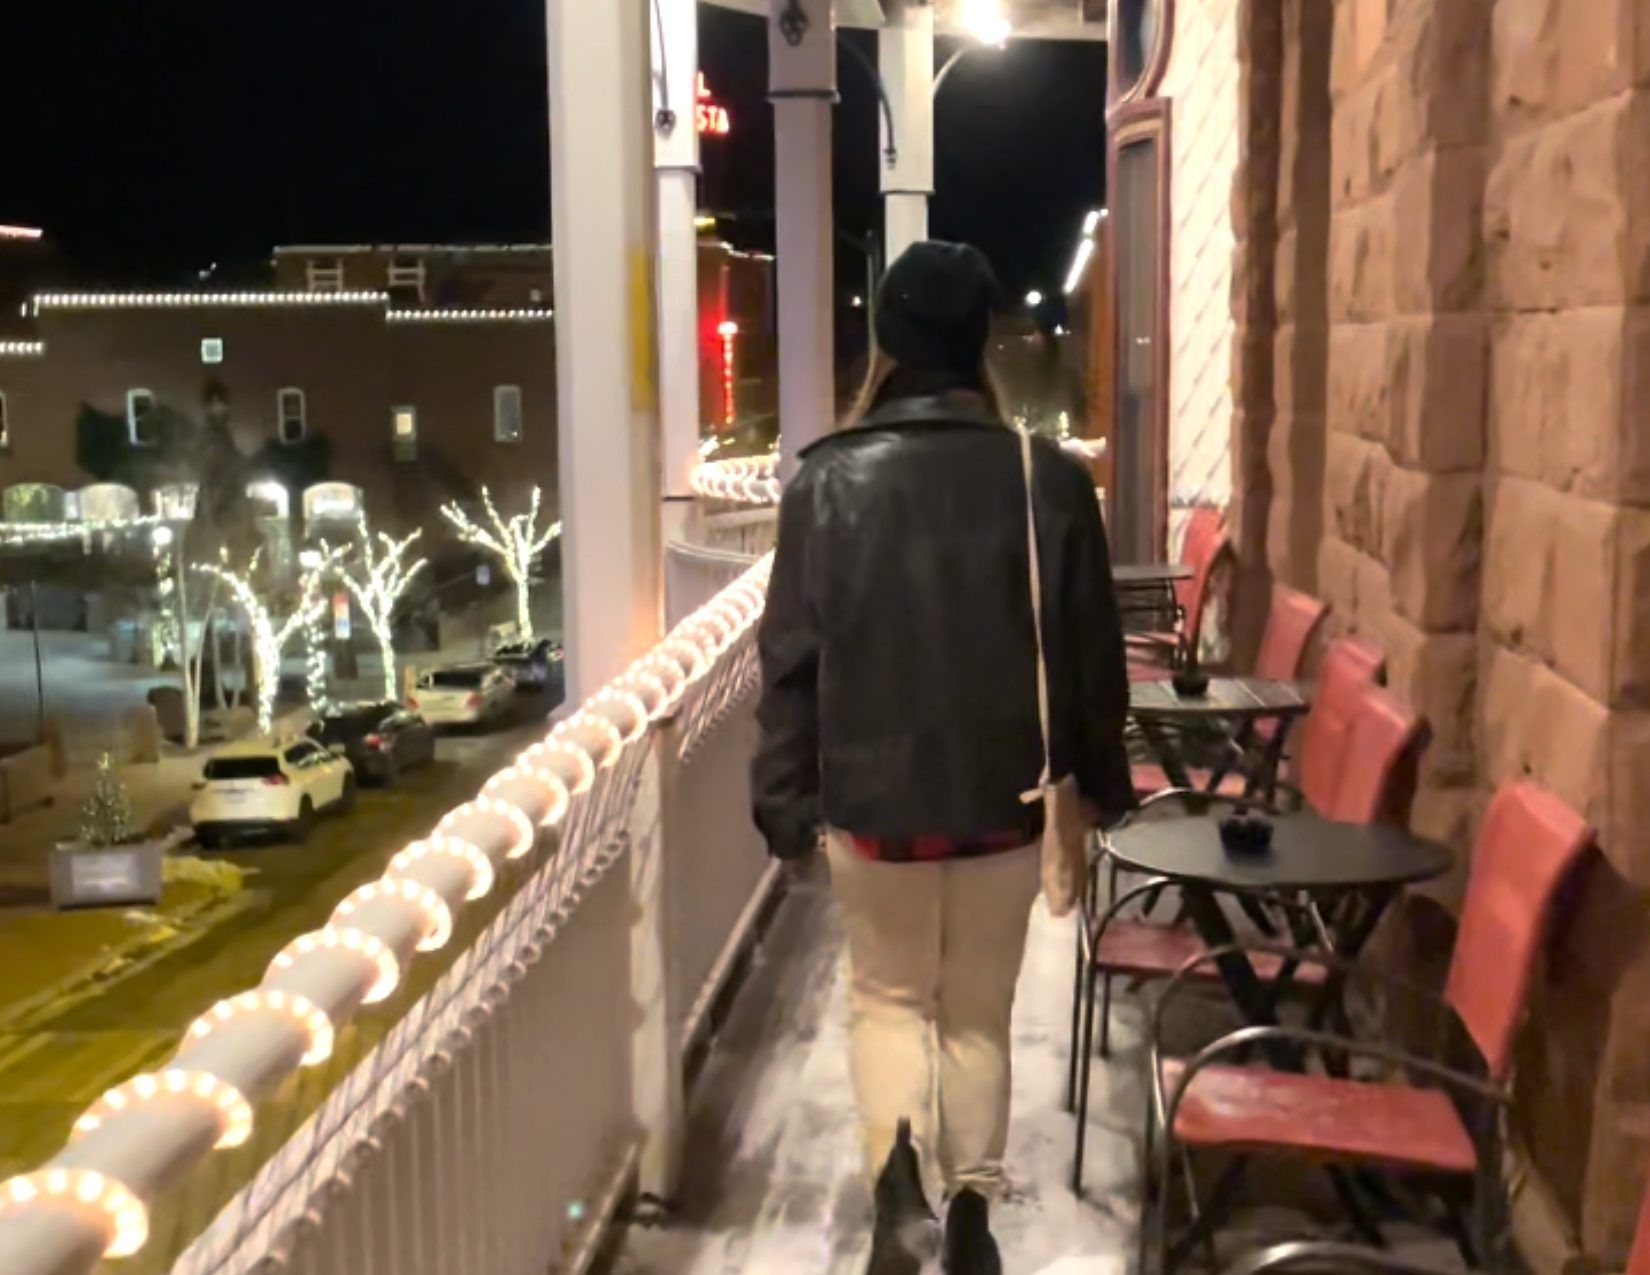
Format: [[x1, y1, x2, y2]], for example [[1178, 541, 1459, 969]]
[[1106, 809, 1452, 1041], [1129, 677, 1312, 795]]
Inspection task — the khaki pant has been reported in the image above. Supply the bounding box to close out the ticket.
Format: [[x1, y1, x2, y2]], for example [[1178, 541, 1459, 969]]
[[825, 830, 1041, 1198]]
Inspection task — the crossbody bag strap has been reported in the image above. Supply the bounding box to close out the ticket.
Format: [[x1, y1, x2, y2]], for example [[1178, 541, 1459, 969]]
[[1018, 428, 1054, 802]]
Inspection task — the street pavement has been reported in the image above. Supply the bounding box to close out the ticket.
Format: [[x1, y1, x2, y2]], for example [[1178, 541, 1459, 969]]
[[0, 685, 563, 1271]]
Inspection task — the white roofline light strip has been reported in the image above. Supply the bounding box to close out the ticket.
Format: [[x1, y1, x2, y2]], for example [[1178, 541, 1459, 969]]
[[386, 309, 554, 322], [0, 341, 44, 357], [33, 291, 388, 311]]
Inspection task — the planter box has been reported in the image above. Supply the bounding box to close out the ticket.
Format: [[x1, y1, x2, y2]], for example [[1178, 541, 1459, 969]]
[[50, 839, 166, 910]]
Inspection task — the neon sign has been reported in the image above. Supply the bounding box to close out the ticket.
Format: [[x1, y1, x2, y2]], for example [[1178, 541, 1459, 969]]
[[696, 73, 731, 137]]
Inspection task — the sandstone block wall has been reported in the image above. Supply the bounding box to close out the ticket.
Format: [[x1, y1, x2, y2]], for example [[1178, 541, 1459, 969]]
[[1236, 0, 1650, 1256]]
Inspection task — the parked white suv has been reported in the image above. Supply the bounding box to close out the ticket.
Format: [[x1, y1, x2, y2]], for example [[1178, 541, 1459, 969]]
[[407, 664, 515, 727], [190, 737, 356, 847]]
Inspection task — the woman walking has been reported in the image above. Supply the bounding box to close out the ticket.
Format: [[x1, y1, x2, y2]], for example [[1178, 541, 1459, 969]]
[[752, 242, 1135, 1273]]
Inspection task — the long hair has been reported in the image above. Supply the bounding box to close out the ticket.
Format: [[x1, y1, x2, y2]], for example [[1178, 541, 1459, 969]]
[[842, 347, 1009, 429]]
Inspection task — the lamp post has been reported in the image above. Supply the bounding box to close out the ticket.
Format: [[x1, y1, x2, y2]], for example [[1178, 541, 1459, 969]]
[[878, 0, 1011, 263]]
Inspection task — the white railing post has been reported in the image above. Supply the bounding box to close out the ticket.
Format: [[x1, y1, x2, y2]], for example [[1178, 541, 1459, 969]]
[[653, 0, 703, 552], [629, 731, 685, 1202], [549, 0, 663, 701], [769, 0, 838, 476]]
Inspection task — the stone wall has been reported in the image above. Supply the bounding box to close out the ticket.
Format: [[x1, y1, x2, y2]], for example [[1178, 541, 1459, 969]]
[[1234, 0, 1650, 1257]]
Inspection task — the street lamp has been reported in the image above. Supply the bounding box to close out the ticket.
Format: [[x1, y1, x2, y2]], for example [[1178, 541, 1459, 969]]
[[959, 0, 1012, 49], [1026, 289, 1045, 309]]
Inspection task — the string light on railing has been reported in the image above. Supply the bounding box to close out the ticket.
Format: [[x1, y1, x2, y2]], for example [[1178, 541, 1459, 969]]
[[186, 989, 335, 1067], [589, 687, 651, 745], [639, 652, 690, 709], [74, 1070, 255, 1150], [0, 1169, 148, 1258], [523, 739, 596, 796], [690, 453, 781, 506], [388, 835, 495, 903], [486, 764, 570, 831], [558, 711, 626, 769], [271, 928, 402, 1005], [334, 878, 455, 953], [616, 668, 672, 717], [659, 636, 710, 682], [0, 340, 44, 357], [0, 553, 777, 1271], [441, 796, 537, 861]]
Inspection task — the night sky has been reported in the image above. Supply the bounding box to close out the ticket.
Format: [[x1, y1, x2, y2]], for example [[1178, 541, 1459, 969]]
[[2, 3, 1105, 298]]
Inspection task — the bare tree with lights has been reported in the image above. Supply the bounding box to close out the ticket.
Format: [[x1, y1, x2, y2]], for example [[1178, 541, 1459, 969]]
[[194, 548, 336, 736], [439, 487, 561, 641], [326, 521, 428, 703]]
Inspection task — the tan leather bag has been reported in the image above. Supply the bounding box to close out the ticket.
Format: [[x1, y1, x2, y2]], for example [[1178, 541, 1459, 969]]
[[1017, 427, 1090, 918]]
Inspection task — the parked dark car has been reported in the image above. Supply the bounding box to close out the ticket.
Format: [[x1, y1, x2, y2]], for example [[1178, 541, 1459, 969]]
[[491, 638, 565, 699], [306, 702, 436, 787]]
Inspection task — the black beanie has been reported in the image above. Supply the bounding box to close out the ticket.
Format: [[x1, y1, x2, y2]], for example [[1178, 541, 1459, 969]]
[[874, 241, 1001, 374]]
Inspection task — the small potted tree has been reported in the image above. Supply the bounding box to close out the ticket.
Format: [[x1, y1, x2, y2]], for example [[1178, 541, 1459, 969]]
[[50, 753, 167, 909]]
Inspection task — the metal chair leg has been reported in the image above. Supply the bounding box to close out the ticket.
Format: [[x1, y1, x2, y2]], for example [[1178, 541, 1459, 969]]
[[1065, 918, 1085, 1112], [1098, 972, 1115, 1059], [1072, 962, 1102, 1195], [1138, 1092, 1158, 1274]]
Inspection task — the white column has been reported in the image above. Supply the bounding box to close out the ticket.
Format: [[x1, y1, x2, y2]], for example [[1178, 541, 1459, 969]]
[[653, 0, 701, 549], [879, 3, 935, 262], [769, 0, 837, 476], [548, 0, 662, 702]]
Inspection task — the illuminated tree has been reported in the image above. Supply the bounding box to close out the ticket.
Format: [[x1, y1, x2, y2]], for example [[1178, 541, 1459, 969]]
[[327, 521, 428, 703], [195, 548, 335, 736], [439, 487, 561, 641]]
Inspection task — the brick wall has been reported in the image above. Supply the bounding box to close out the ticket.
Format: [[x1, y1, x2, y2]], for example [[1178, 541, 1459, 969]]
[[1236, 0, 1650, 1256]]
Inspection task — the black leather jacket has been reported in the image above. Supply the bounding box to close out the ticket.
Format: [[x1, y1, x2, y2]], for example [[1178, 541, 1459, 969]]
[[751, 392, 1135, 861]]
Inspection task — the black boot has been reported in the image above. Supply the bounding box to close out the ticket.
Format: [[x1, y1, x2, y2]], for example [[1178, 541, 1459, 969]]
[[943, 1189, 1002, 1275], [867, 1119, 938, 1275]]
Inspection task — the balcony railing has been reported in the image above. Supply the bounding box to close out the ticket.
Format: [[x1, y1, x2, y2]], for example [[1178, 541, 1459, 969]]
[[0, 509, 776, 1274]]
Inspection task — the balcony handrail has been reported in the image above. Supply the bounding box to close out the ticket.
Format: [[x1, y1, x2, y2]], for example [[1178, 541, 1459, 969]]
[[0, 555, 774, 1275]]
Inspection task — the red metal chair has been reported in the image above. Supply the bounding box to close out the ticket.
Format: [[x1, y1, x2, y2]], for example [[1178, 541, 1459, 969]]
[[1128, 506, 1230, 675], [1294, 634, 1386, 812], [1143, 781, 1596, 1272], [1316, 685, 1426, 825], [1253, 586, 1330, 682], [1069, 682, 1426, 1192], [1216, 1119, 1650, 1274]]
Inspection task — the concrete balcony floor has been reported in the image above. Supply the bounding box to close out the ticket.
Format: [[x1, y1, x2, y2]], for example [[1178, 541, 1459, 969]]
[[601, 867, 1468, 1274]]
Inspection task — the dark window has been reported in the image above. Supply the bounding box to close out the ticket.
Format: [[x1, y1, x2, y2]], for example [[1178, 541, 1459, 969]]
[[127, 389, 157, 445], [277, 387, 306, 443], [306, 257, 344, 291], [392, 405, 417, 460], [494, 385, 523, 444], [426, 668, 486, 689], [1114, 0, 1164, 100], [204, 756, 281, 780]]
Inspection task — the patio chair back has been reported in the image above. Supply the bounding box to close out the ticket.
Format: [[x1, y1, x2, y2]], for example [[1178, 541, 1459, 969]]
[[1631, 1177, 1650, 1275], [1253, 586, 1329, 681], [1297, 636, 1386, 812], [1180, 511, 1232, 662], [1175, 505, 1226, 616], [1319, 684, 1425, 824], [1444, 781, 1594, 1081]]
